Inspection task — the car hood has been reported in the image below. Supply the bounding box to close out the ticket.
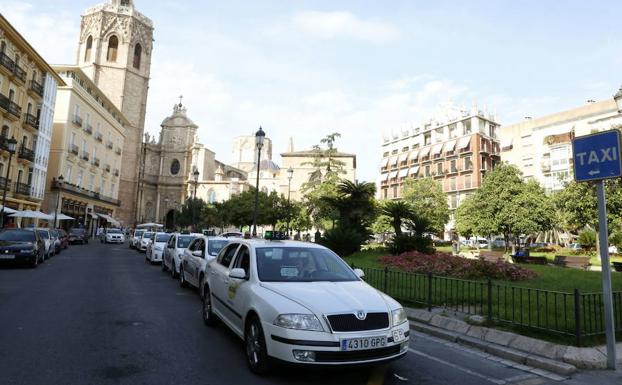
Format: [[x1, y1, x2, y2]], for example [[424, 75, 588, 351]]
[[260, 281, 389, 315]]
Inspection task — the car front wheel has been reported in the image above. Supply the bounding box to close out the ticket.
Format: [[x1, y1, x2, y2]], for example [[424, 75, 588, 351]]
[[202, 286, 218, 326], [179, 267, 187, 288], [245, 316, 271, 375]]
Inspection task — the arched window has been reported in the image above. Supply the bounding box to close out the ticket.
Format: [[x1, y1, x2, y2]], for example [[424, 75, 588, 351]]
[[84, 36, 93, 62], [8, 89, 14, 101], [1, 125, 9, 138], [133, 43, 141, 69], [106, 35, 118, 62], [27, 103, 32, 115], [22, 135, 27, 148], [0, 41, 5, 53]]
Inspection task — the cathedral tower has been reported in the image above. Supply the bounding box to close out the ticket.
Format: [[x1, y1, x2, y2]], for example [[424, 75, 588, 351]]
[[77, 0, 153, 226]]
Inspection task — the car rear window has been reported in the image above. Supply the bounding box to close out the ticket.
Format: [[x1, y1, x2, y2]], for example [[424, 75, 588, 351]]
[[0, 230, 36, 242], [207, 239, 228, 256], [156, 234, 171, 242], [134, 230, 145, 237], [177, 235, 195, 248]]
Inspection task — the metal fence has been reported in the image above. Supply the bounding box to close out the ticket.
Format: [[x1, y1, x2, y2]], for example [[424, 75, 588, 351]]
[[355, 266, 622, 345]]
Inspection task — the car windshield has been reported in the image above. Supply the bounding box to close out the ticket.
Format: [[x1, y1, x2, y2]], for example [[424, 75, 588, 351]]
[[256, 247, 359, 282], [156, 234, 171, 243], [0, 230, 36, 242], [134, 230, 145, 237], [207, 239, 228, 256], [143, 232, 154, 239], [36, 230, 50, 239], [177, 235, 195, 248], [107, 229, 122, 234]]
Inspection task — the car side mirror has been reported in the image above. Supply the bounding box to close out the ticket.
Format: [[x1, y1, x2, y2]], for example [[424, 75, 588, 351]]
[[192, 250, 203, 258], [229, 268, 247, 280], [354, 268, 365, 278]]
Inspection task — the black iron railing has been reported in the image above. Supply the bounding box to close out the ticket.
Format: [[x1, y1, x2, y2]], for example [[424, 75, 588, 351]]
[[84, 124, 93, 134], [72, 115, 82, 127], [69, 144, 79, 155], [15, 182, 30, 196], [7, 101, 21, 118], [29, 80, 44, 97], [0, 177, 11, 190], [354, 266, 622, 345], [13, 65, 26, 83], [23, 113, 38, 129], [18, 145, 35, 162], [0, 52, 14, 73]]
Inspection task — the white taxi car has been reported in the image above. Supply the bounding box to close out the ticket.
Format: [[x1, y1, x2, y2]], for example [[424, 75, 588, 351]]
[[130, 229, 145, 249], [146, 232, 172, 263], [162, 233, 199, 278], [200, 237, 409, 374], [103, 228, 125, 244], [138, 231, 155, 252], [179, 236, 229, 290]]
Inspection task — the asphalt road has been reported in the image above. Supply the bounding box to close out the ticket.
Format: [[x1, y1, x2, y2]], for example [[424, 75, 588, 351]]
[[1, 242, 620, 385]]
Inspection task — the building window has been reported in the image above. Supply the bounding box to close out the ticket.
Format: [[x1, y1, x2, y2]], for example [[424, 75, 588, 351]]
[[107, 35, 119, 62], [424, 133, 431, 146], [84, 36, 93, 62], [425, 165, 431, 177], [481, 156, 487, 170], [382, 151, 389, 157], [391, 149, 398, 155], [76, 170, 83, 187], [436, 162, 443, 174], [463, 119, 472, 134], [449, 194, 458, 209], [1, 125, 8, 138], [383, 188, 388, 199], [66, 165, 72, 182], [450, 177, 456, 191], [170, 159, 181, 175], [133, 43, 142, 69], [465, 174, 472, 189], [89, 174, 94, 191], [392, 186, 398, 198], [464, 156, 472, 171], [450, 159, 457, 172]]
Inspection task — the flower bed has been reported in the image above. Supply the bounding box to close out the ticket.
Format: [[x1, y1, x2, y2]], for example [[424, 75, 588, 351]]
[[380, 251, 537, 281]]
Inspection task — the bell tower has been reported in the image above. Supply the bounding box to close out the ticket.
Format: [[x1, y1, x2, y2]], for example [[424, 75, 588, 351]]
[[77, 0, 154, 226]]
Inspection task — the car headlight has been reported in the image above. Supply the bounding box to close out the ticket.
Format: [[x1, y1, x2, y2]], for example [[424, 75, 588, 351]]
[[274, 314, 324, 331], [391, 308, 407, 326]]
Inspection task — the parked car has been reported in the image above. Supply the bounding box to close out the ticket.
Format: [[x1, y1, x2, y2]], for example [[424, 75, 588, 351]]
[[221, 231, 243, 238], [179, 236, 229, 290], [163, 233, 199, 277], [138, 231, 155, 252], [25, 228, 54, 259], [102, 228, 125, 244], [57, 229, 69, 249], [200, 239, 409, 373], [0, 229, 44, 268], [129, 229, 145, 249], [146, 232, 171, 263], [49, 229, 62, 254], [491, 239, 506, 248], [68, 228, 89, 244], [568, 243, 584, 251]]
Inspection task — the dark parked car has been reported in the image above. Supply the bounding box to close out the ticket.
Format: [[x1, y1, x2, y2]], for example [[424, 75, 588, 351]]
[[0, 229, 44, 268], [68, 228, 89, 244], [57, 229, 69, 249]]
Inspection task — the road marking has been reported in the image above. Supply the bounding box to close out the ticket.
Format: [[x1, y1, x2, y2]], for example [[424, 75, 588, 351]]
[[366, 364, 387, 385], [408, 348, 506, 385]]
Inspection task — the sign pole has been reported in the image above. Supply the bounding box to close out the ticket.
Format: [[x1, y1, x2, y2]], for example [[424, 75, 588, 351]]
[[596, 180, 617, 369]]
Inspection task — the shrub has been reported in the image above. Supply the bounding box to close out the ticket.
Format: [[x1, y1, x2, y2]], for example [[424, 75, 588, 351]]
[[380, 251, 537, 281], [388, 233, 434, 255], [578, 229, 597, 250], [320, 227, 366, 257]]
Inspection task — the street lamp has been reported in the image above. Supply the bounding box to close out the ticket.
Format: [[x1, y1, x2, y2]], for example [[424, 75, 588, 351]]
[[173, 200, 178, 230], [614, 86, 622, 113], [53, 175, 64, 228], [164, 197, 169, 230], [286, 167, 293, 236], [0, 137, 17, 228], [192, 168, 199, 232], [252, 127, 265, 237]]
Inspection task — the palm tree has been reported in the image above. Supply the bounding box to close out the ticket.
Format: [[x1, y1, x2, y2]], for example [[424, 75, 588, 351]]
[[381, 200, 414, 236]]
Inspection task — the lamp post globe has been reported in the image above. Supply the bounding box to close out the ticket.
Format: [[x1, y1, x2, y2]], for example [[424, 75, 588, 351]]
[[252, 127, 265, 237], [0, 137, 18, 228]]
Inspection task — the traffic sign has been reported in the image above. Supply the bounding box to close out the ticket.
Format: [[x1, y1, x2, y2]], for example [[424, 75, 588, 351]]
[[572, 129, 622, 182]]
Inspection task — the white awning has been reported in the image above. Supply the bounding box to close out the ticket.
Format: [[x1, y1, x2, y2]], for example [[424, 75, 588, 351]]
[[443, 139, 457, 152], [397, 152, 409, 163], [431, 143, 444, 156], [389, 156, 398, 166], [409, 149, 419, 161], [419, 146, 431, 158], [380, 157, 389, 167], [457, 136, 472, 149], [398, 168, 409, 178], [409, 166, 420, 176], [501, 137, 513, 149], [98, 214, 120, 227], [389, 171, 398, 179], [0, 205, 17, 214]]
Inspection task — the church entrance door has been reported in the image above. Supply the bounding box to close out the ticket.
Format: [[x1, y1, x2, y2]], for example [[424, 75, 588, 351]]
[[165, 210, 175, 231]]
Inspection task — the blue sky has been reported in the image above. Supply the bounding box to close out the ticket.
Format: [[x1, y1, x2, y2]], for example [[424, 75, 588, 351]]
[[1, 0, 621, 181]]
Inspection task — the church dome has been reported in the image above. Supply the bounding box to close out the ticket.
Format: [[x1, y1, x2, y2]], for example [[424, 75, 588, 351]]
[[161, 102, 198, 128]]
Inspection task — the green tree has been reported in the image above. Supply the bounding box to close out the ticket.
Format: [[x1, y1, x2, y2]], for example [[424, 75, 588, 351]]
[[380, 200, 415, 236], [302, 133, 347, 189], [401, 178, 449, 235]]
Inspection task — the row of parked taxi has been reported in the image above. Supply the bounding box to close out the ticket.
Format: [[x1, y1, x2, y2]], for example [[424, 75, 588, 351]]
[[125, 228, 411, 374]]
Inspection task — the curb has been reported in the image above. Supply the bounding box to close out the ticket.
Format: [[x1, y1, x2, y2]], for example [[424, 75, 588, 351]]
[[407, 309, 589, 375]]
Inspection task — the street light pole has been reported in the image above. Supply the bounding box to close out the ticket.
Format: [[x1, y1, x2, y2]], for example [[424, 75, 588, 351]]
[[252, 127, 265, 237], [192, 168, 199, 233], [53, 175, 64, 228], [0, 137, 17, 228], [173, 200, 178, 230], [286, 167, 293, 236], [164, 197, 169, 230]]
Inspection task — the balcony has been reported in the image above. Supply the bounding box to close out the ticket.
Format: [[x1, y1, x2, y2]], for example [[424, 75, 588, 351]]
[[113, 169, 119, 177], [18, 145, 35, 163], [104, 164, 111, 173], [84, 124, 93, 134], [0, 52, 14, 76], [81, 151, 90, 162], [3, 99, 21, 121], [28, 79, 44, 98], [115, 147, 122, 155], [106, 140, 113, 149], [12, 65, 26, 85], [14, 182, 30, 196], [0, 177, 11, 191], [23, 113, 38, 131], [72, 114, 82, 127], [95, 132, 103, 142], [69, 144, 79, 156], [92, 157, 100, 167], [52, 178, 120, 207]]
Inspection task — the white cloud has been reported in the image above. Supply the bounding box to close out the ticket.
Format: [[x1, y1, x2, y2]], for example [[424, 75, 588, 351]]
[[291, 11, 400, 44]]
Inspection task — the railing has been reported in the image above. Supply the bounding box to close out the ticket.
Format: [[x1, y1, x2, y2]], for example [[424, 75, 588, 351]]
[[92, 157, 100, 167], [23, 113, 38, 129], [0, 136, 9, 152], [7, 100, 21, 118], [84, 124, 93, 134], [14, 182, 30, 196], [94, 132, 103, 142], [69, 144, 79, 155], [113, 169, 119, 176], [72, 114, 82, 127], [29, 80, 44, 97], [104, 164, 111, 172], [115, 147, 122, 155], [0, 52, 14, 73], [354, 266, 622, 345], [13, 65, 26, 83], [0, 176, 10, 190], [81, 151, 89, 161], [18, 145, 35, 162], [0, 93, 9, 111], [106, 140, 113, 149]]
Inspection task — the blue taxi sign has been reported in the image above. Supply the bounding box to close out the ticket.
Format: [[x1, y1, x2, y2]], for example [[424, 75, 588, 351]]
[[572, 129, 622, 182]]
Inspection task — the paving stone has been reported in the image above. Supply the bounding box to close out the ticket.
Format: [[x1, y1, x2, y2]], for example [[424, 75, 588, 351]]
[[509, 336, 567, 360], [562, 346, 607, 369], [483, 328, 517, 346], [525, 355, 576, 375], [407, 308, 434, 323]]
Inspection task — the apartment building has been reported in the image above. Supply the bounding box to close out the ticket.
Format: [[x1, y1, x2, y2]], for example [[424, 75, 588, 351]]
[[500, 89, 622, 192], [43, 65, 127, 231], [0, 14, 63, 220], [379, 105, 501, 235]]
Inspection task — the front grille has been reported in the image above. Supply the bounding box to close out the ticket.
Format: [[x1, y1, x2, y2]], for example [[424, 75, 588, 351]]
[[326, 312, 389, 332], [314, 345, 402, 363]]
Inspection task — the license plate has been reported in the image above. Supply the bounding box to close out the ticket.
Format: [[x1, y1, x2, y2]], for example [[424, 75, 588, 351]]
[[0, 254, 15, 259], [392, 329, 405, 342], [340, 336, 386, 351]]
